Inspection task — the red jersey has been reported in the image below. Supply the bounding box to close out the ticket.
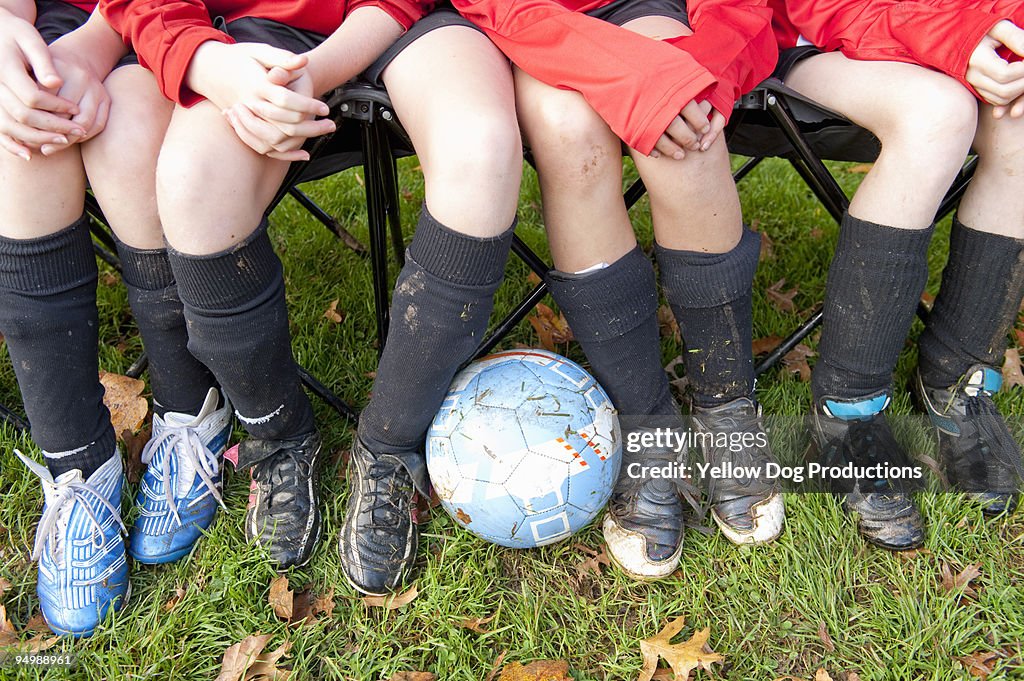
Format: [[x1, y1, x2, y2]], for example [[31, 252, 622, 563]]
[[770, 0, 1024, 98], [98, 0, 431, 104], [450, 0, 776, 154], [68, 1, 96, 10]]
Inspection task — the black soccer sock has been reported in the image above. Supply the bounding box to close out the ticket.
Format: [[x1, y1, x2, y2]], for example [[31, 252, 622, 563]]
[[546, 245, 677, 417], [0, 216, 116, 479], [358, 206, 514, 456], [116, 241, 216, 417], [168, 220, 314, 441], [812, 213, 933, 401], [918, 216, 1024, 387], [656, 227, 760, 408]]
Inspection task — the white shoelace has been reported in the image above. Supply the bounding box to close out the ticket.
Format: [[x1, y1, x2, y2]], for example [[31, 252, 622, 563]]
[[140, 425, 226, 528], [30, 476, 127, 563]]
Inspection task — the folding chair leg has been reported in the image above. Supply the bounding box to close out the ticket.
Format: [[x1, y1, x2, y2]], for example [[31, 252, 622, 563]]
[[297, 365, 360, 422], [288, 187, 368, 255], [362, 119, 395, 352], [733, 156, 763, 183], [0, 403, 29, 431], [754, 306, 824, 377], [379, 144, 405, 268]]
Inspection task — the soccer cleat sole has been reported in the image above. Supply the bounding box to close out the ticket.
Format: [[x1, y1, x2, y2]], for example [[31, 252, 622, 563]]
[[712, 493, 786, 546]]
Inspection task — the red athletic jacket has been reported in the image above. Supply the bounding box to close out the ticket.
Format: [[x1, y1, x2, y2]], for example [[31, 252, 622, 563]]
[[451, 0, 776, 154], [771, 0, 1024, 97], [68, 1, 96, 10], [98, 0, 430, 105]]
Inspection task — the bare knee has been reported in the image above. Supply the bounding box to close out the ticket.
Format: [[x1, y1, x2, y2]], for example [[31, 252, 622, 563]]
[[875, 79, 977, 166]]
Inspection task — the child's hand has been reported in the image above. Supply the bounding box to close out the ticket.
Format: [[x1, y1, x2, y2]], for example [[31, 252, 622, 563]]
[[0, 11, 84, 159], [223, 61, 335, 161], [35, 50, 111, 156], [651, 100, 722, 159], [967, 20, 1024, 110]]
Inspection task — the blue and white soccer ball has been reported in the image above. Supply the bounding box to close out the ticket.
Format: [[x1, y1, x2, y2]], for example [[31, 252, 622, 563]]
[[426, 349, 621, 548]]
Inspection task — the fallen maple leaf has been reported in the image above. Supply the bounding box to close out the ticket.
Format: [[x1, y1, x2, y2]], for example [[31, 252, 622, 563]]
[[455, 508, 472, 525], [269, 575, 293, 621], [362, 584, 418, 610], [0, 577, 11, 598], [940, 562, 982, 600], [528, 303, 573, 353], [527, 271, 543, 287], [323, 299, 344, 324], [658, 305, 681, 343], [290, 589, 313, 626], [638, 617, 724, 681], [23, 613, 49, 633], [388, 673, 436, 681], [957, 650, 1001, 678], [920, 291, 936, 311], [244, 640, 292, 681], [575, 546, 611, 578], [499, 660, 572, 681], [0, 605, 18, 647], [122, 423, 152, 484], [460, 613, 496, 634], [814, 669, 834, 681], [100, 371, 149, 439], [1003, 349, 1024, 389], [752, 335, 783, 356], [782, 344, 815, 382], [22, 633, 59, 654], [766, 279, 799, 314], [312, 588, 335, 619], [216, 634, 273, 681]]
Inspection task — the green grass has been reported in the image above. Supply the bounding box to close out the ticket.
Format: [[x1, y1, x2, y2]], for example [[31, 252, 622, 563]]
[[1, 157, 1023, 681]]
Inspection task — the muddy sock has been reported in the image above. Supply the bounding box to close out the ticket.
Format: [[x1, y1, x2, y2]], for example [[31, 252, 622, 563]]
[[116, 241, 216, 417], [812, 213, 933, 401], [0, 216, 116, 478], [358, 206, 514, 455], [918, 216, 1024, 387], [546, 245, 677, 417], [168, 220, 314, 440], [656, 227, 759, 407]]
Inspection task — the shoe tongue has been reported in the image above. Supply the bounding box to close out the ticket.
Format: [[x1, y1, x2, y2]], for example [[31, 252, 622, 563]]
[[161, 388, 221, 428], [823, 394, 890, 421], [53, 469, 84, 486]]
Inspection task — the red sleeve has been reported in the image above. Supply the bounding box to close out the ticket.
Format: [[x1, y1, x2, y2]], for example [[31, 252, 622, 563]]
[[349, 0, 431, 29], [99, 0, 232, 106], [450, 0, 718, 154], [779, 0, 1020, 97], [665, 0, 776, 117]]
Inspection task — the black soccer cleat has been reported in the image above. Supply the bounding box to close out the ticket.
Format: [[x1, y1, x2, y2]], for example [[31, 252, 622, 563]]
[[810, 394, 925, 551], [338, 439, 429, 596], [915, 365, 1022, 516], [602, 429, 686, 580], [229, 430, 323, 569], [691, 397, 785, 545]]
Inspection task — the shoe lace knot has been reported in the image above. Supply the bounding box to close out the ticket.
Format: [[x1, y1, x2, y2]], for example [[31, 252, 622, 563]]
[[141, 424, 224, 528]]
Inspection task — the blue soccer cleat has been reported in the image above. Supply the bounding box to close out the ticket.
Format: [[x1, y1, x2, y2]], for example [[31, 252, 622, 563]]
[[129, 388, 232, 564], [18, 450, 129, 637]]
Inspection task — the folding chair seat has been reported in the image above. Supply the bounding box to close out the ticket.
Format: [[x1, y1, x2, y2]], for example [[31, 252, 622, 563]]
[[623, 77, 977, 376]]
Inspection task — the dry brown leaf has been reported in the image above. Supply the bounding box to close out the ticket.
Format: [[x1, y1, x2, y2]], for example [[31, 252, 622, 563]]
[[244, 641, 293, 681], [24, 613, 49, 633], [759, 230, 776, 262], [576, 546, 611, 578], [920, 291, 936, 311], [528, 303, 573, 353], [770, 677, 804, 681], [455, 508, 472, 525], [814, 670, 834, 681], [766, 279, 799, 314], [637, 617, 724, 681], [940, 562, 982, 600], [323, 299, 344, 324], [782, 344, 815, 382], [269, 575, 294, 621], [0, 605, 18, 648], [460, 613, 496, 634], [527, 271, 543, 287], [22, 633, 59, 654], [1003, 349, 1024, 389], [486, 650, 509, 681], [817, 621, 835, 652], [100, 371, 149, 438], [498, 660, 572, 681], [388, 672, 436, 681], [215, 633, 273, 681], [846, 673, 862, 681], [658, 305, 681, 343], [809, 227, 825, 240], [312, 588, 335, 619], [163, 586, 187, 612], [362, 584, 418, 610], [957, 650, 1001, 678], [122, 423, 151, 484], [290, 589, 313, 626], [847, 163, 874, 173], [0, 577, 11, 598], [752, 335, 783, 356]]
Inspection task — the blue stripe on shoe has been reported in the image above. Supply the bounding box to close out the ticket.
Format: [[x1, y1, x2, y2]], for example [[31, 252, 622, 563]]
[[823, 394, 890, 420], [980, 367, 1002, 394]]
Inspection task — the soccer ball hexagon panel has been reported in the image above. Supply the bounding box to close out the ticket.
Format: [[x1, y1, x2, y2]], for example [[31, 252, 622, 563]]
[[427, 349, 621, 548]]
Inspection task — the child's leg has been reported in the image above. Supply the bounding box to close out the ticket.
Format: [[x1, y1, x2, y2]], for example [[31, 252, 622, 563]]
[[82, 64, 217, 418], [156, 93, 318, 567], [783, 54, 978, 547], [914, 107, 1024, 514], [785, 53, 977, 401], [342, 21, 521, 595]]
